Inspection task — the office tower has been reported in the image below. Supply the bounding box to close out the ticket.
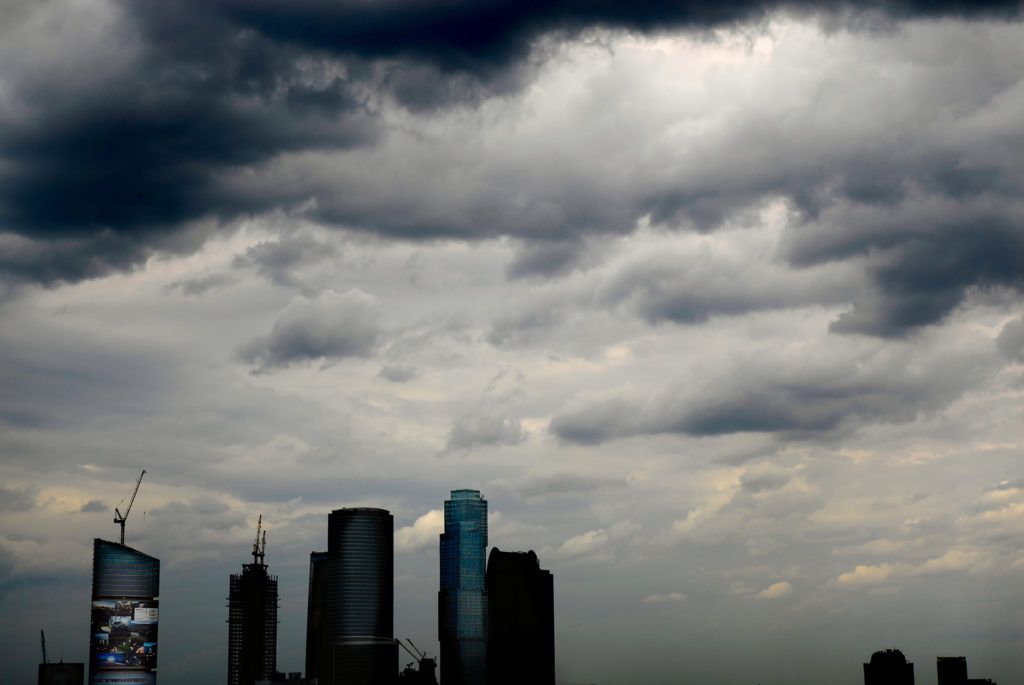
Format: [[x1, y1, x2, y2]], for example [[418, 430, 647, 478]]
[[486, 549, 555, 685], [439, 489, 488, 685], [937, 656, 997, 685], [228, 524, 278, 685], [864, 649, 915, 685], [326, 508, 397, 685], [938, 657, 968, 685], [39, 662, 85, 685], [304, 551, 329, 683], [88, 539, 160, 685]]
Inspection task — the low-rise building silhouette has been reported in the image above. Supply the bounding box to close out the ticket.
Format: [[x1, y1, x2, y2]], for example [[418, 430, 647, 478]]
[[937, 656, 997, 685], [38, 662, 84, 685], [864, 649, 914, 685]]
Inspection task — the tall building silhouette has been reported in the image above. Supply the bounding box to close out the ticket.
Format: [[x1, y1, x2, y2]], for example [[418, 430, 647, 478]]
[[864, 649, 914, 685], [88, 539, 160, 685], [937, 656, 997, 685], [485, 549, 554, 685], [439, 489, 488, 685], [304, 551, 329, 683], [227, 523, 278, 685], [325, 508, 397, 685]]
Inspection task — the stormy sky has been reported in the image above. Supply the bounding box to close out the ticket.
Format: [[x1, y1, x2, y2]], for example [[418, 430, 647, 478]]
[[1, 1, 1023, 683]]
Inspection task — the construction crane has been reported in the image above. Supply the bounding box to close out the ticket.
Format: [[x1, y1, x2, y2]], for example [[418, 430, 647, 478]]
[[40, 629, 48, 665], [406, 639, 426, 660], [114, 469, 146, 546], [251, 515, 267, 566], [396, 639, 437, 684], [397, 638, 418, 666]]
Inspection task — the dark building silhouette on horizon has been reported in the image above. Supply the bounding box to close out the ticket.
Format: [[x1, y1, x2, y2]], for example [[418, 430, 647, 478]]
[[324, 507, 397, 685], [88, 539, 160, 685], [227, 520, 278, 685], [864, 649, 915, 685], [486, 548, 555, 685], [439, 489, 488, 685], [304, 551, 329, 683], [937, 656, 997, 685], [39, 662, 85, 685]]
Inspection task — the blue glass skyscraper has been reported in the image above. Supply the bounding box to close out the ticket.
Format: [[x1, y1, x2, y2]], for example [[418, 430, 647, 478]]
[[439, 489, 488, 685]]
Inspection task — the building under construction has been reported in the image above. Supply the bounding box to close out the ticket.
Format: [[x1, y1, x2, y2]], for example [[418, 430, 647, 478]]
[[227, 517, 279, 685], [89, 470, 159, 685]]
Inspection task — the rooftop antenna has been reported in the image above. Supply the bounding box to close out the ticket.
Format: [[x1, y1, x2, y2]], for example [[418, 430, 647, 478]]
[[114, 470, 146, 546], [40, 629, 48, 665]]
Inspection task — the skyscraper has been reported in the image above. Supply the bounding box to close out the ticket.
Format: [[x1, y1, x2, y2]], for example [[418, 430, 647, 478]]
[[439, 489, 488, 685], [864, 649, 915, 685], [485, 549, 555, 685], [938, 657, 968, 685], [304, 551, 329, 683], [325, 508, 397, 685], [88, 539, 160, 685], [227, 524, 278, 685]]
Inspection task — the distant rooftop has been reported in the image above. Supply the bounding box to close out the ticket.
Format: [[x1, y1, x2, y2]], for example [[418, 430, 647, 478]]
[[450, 489, 483, 499]]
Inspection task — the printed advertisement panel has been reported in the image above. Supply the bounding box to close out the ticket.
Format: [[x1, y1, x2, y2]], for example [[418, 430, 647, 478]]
[[90, 599, 158, 683]]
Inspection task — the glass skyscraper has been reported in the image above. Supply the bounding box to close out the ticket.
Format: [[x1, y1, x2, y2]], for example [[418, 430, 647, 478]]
[[439, 489, 488, 685], [88, 539, 160, 685], [325, 508, 397, 685]]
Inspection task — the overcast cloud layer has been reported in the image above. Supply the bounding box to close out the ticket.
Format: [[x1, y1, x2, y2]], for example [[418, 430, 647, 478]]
[[1, 2, 1023, 684]]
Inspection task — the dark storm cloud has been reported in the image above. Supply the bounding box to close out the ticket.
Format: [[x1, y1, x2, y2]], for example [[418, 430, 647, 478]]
[[505, 238, 608, 280], [789, 205, 1024, 337], [232, 231, 341, 292], [218, 0, 1020, 77], [596, 246, 855, 325], [1, 0, 1022, 336], [378, 364, 418, 383], [550, 342, 988, 444], [238, 289, 382, 371], [0, 0, 375, 289]]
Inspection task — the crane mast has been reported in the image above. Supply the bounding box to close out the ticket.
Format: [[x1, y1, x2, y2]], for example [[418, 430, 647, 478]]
[[252, 515, 267, 566], [114, 469, 146, 546]]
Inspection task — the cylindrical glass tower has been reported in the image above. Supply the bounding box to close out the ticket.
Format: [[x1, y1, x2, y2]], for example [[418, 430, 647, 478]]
[[89, 539, 160, 685], [326, 508, 396, 685]]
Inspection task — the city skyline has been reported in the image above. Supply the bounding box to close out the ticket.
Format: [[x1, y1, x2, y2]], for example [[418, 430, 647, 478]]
[[43, 487, 1004, 685], [2, 0, 1024, 683]]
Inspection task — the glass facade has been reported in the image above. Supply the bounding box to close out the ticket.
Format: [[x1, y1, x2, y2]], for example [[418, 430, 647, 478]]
[[89, 539, 160, 685], [325, 508, 397, 685], [439, 489, 488, 685]]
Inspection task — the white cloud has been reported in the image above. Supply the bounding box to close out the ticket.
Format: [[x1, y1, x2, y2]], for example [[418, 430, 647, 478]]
[[756, 580, 793, 599], [395, 509, 443, 553], [834, 563, 896, 588], [644, 592, 687, 604]]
